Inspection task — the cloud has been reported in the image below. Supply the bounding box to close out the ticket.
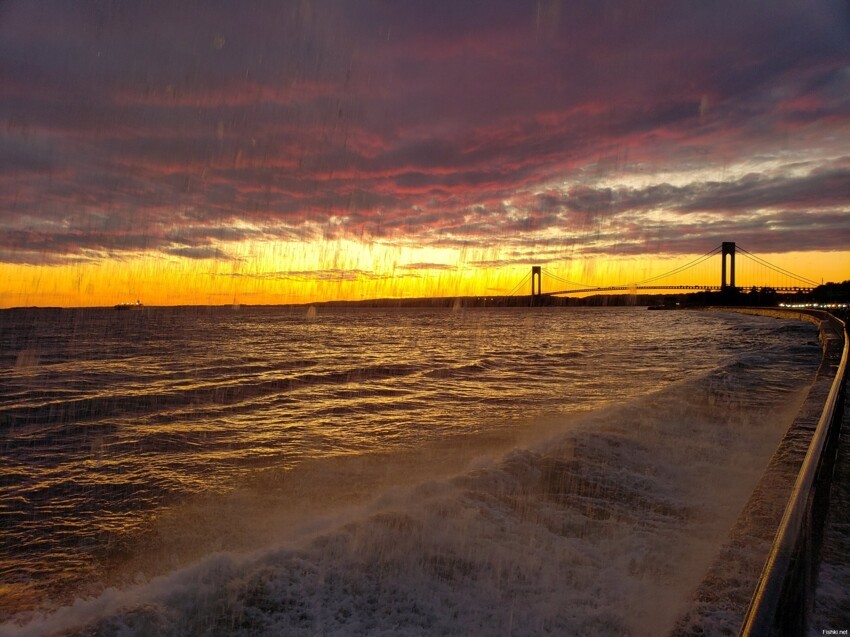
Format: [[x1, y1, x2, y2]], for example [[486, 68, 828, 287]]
[[0, 0, 848, 267], [214, 268, 396, 282], [165, 245, 241, 260], [397, 262, 456, 271], [532, 165, 850, 217]]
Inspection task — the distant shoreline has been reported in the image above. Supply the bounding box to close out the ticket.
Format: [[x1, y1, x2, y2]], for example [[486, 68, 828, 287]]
[[0, 294, 629, 311], [0, 293, 686, 311], [4, 282, 848, 311]]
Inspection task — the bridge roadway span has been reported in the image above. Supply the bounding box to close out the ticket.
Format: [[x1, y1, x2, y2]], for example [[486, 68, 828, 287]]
[[545, 285, 815, 296]]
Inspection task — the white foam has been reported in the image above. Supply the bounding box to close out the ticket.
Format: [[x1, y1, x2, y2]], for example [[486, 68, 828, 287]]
[[2, 345, 816, 637]]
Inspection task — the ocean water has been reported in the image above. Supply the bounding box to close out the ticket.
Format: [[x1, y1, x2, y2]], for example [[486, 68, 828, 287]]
[[0, 306, 821, 636]]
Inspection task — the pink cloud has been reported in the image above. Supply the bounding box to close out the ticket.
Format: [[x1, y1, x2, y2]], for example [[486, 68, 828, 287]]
[[0, 0, 848, 267]]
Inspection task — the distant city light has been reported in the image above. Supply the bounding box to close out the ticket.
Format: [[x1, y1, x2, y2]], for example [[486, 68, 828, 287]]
[[778, 303, 849, 309]]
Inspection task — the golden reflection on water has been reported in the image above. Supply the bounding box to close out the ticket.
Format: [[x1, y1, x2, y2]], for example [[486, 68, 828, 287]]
[[0, 306, 820, 619]]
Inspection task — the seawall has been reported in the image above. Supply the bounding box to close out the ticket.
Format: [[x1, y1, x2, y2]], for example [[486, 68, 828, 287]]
[[671, 308, 847, 636]]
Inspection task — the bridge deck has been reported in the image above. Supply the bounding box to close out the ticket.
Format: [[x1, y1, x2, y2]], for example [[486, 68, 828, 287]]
[[545, 285, 814, 296]]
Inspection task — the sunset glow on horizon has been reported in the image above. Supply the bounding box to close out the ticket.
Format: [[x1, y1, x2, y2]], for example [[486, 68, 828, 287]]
[[1, 243, 848, 308], [2, 1, 849, 307]]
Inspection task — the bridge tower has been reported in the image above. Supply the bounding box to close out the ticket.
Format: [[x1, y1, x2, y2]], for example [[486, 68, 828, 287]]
[[531, 266, 542, 303], [721, 242, 736, 291]]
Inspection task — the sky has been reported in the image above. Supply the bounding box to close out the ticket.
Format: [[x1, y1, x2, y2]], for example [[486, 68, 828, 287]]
[[1, 0, 849, 306]]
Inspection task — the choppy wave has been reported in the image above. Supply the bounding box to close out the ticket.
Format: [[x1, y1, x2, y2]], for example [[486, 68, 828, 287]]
[[1, 330, 818, 636]]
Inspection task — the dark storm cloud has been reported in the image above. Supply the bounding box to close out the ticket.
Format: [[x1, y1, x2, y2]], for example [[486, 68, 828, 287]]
[[535, 165, 850, 217], [606, 212, 850, 256], [1, 228, 156, 256], [165, 245, 241, 261], [0, 133, 61, 176], [0, 0, 848, 264]]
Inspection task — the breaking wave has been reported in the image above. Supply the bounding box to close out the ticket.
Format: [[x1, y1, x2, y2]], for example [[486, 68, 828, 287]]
[[2, 341, 817, 637]]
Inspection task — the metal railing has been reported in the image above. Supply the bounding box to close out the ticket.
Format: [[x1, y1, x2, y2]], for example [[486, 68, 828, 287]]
[[739, 312, 848, 636]]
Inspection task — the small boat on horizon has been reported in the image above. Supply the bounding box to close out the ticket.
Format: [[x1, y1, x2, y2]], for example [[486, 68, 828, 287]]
[[114, 300, 143, 310]]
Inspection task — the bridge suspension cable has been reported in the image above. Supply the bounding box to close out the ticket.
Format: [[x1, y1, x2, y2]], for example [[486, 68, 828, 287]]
[[509, 241, 820, 296], [634, 245, 722, 286], [541, 269, 595, 288], [505, 270, 532, 296], [735, 245, 820, 287]]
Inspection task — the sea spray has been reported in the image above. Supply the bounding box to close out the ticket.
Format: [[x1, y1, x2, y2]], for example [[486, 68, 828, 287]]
[[2, 330, 818, 636]]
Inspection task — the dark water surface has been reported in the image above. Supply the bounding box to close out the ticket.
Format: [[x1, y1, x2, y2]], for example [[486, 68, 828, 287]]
[[0, 306, 821, 636]]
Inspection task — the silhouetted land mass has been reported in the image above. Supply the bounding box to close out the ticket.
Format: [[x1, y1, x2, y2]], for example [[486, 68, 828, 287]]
[[661, 280, 850, 307], [3, 281, 847, 312], [810, 280, 850, 302], [306, 281, 850, 310]]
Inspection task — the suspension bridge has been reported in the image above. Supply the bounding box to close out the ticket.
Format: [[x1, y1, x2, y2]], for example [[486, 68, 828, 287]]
[[505, 242, 821, 300]]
